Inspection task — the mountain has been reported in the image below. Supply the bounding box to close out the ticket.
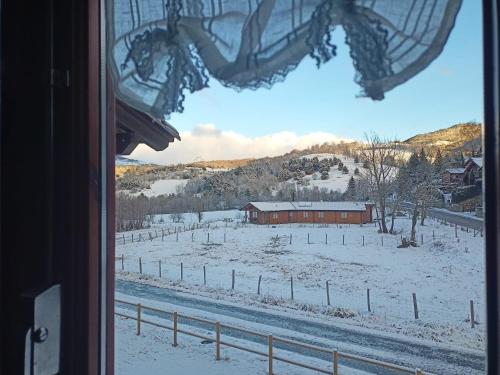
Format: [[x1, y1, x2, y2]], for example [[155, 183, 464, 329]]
[[403, 122, 481, 152]]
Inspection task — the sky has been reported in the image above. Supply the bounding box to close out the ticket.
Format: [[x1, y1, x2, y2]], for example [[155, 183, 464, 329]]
[[131, 1, 483, 165]]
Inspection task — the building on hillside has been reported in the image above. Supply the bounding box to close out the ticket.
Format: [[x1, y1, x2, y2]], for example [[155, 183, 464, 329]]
[[442, 168, 465, 185], [240, 201, 373, 225], [464, 157, 483, 185]]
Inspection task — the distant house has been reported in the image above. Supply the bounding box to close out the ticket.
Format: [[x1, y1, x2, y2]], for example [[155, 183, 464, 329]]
[[464, 157, 483, 185], [442, 168, 465, 185], [240, 201, 373, 225]]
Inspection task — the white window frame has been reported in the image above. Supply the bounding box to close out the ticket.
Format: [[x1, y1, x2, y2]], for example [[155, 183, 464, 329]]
[[340, 212, 348, 219], [318, 211, 324, 218], [303, 212, 309, 219], [272, 212, 278, 219]]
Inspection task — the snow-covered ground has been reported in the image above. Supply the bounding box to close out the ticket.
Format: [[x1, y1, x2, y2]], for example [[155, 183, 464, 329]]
[[116, 210, 486, 351], [115, 308, 372, 375], [285, 154, 362, 193], [134, 178, 189, 197]]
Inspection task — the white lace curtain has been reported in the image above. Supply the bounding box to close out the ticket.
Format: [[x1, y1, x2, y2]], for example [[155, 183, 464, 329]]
[[107, 0, 462, 119]]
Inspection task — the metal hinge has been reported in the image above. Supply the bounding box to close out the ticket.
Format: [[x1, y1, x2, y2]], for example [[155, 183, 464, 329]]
[[23, 285, 61, 375]]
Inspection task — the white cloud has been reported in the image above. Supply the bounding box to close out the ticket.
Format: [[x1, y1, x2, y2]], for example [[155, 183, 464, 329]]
[[130, 123, 352, 165]]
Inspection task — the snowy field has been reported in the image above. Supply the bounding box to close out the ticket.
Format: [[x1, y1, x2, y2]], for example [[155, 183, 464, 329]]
[[116, 210, 486, 351], [115, 310, 371, 375], [287, 153, 362, 192]]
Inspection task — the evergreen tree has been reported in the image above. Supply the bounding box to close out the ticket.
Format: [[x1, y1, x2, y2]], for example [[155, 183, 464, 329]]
[[433, 149, 444, 173], [344, 176, 357, 200]]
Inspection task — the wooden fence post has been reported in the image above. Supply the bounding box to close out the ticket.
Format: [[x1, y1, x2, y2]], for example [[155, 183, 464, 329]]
[[433, 230, 435, 240], [342, 234, 345, 245], [412, 292, 419, 319], [207, 233, 210, 243], [173, 312, 178, 346], [232, 269, 235, 290], [290, 276, 294, 300], [224, 232, 226, 243], [268, 335, 273, 375], [215, 322, 221, 360], [123, 234, 125, 245], [158, 260, 162, 278], [470, 300, 475, 328], [367, 288, 371, 312], [326, 280, 331, 306], [455, 224, 458, 238], [381, 236, 384, 247], [333, 350, 339, 375], [132, 234, 134, 242], [308, 233, 310, 244], [289, 234, 292, 245], [203, 265, 206, 285], [136, 303, 142, 335], [258, 275, 262, 295], [139, 257, 142, 274], [121, 254, 124, 271], [176, 232, 179, 242], [362, 235, 364, 247], [421, 233, 423, 245], [180, 262, 183, 281], [325, 233, 328, 245]]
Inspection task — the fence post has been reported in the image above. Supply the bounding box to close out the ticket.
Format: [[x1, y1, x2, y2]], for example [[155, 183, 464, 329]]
[[207, 233, 210, 243], [325, 233, 328, 245], [308, 233, 310, 244], [139, 257, 142, 274], [180, 262, 183, 281], [333, 350, 339, 375], [258, 275, 262, 295], [215, 322, 221, 360], [121, 254, 124, 271], [412, 292, 419, 319], [192, 232, 194, 242], [455, 224, 458, 238], [362, 235, 364, 246], [132, 234, 134, 242], [470, 300, 475, 328], [367, 288, 371, 312], [158, 260, 162, 278], [290, 276, 294, 300], [176, 232, 179, 242], [232, 269, 235, 290], [421, 233, 423, 245], [381, 236, 384, 247], [433, 230, 435, 240], [268, 335, 273, 375], [224, 232, 226, 243], [203, 265, 206, 285], [136, 303, 142, 335], [173, 312, 178, 346], [290, 234, 292, 245], [326, 280, 331, 306], [342, 234, 345, 245], [123, 234, 125, 245]]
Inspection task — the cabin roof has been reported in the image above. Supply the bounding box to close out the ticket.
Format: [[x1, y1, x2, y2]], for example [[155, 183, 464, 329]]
[[444, 168, 466, 174], [242, 201, 369, 212]]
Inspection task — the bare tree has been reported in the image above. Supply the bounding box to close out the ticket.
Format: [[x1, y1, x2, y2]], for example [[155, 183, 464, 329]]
[[359, 134, 400, 233]]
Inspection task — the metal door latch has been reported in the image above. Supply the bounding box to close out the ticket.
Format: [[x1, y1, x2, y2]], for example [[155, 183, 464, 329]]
[[23, 285, 61, 375]]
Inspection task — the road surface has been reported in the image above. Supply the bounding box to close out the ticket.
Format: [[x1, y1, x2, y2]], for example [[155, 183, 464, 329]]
[[401, 203, 484, 231], [116, 279, 485, 375]]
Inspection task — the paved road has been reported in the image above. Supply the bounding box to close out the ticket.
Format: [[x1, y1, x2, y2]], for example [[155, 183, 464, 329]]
[[116, 279, 485, 375], [401, 203, 484, 231]]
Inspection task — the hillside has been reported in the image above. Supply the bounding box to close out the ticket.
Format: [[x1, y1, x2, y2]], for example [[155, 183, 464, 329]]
[[186, 158, 255, 170], [403, 122, 481, 152]]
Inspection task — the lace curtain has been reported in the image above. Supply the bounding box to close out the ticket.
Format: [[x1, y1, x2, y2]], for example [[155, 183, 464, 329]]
[[107, 0, 462, 119]]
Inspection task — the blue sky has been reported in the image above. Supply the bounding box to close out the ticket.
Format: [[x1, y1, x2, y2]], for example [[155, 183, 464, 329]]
[[132, 1, 483, 164]]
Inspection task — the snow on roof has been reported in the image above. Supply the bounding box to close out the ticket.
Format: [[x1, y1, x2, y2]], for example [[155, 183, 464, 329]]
[[445, 168, 465, 174], [468, 157, 483, 168], [244, 201, 369, 212]]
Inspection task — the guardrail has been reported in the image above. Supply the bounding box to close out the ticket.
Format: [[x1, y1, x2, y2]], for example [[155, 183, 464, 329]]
[[115, 299, 428, 375]]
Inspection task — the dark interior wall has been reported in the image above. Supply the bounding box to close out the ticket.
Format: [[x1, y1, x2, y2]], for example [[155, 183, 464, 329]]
[[0, 0, 109, 374]]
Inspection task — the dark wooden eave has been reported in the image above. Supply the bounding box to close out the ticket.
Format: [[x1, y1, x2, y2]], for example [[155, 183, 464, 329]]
[[115, 98, 180, 155]]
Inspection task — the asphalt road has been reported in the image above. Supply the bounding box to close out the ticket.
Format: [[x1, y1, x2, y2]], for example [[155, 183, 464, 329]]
[[116, 279, 485, 375], [400, 203, 484, 231]]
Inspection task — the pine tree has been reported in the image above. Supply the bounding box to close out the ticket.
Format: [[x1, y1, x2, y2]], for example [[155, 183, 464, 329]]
[[433, 149, 444, 173], [344, 176, 357, 200]]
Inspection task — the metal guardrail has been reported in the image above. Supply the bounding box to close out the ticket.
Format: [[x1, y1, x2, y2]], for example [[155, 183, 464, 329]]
[[115, 299, 428, 375]]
